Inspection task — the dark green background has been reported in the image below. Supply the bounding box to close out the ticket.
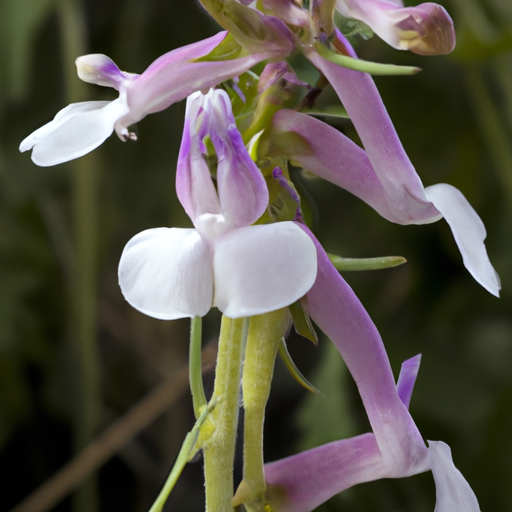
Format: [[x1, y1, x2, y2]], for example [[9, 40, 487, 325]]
[[1, 0, 511, 511]]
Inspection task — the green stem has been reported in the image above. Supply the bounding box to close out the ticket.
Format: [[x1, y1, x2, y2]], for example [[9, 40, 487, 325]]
[[202, 316, 248, 512], [233, 309, 289, 511], [149, 401, 216, 512], [190, 316, 207, 418]]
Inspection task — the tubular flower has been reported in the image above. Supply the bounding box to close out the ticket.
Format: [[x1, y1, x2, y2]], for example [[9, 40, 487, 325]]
[[264, 228, 481, 512], [335, 0, 455, 55], [19, 31, 291, 167], [118, 89, 317, 320], [270, 30, 500, 296]]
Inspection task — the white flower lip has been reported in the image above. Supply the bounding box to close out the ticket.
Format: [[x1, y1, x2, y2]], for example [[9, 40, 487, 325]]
[[428, 441, 481, 512], [19, 99, 129, 167]]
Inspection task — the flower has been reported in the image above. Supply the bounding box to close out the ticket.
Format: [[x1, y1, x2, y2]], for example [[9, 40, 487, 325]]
[[335, 0, 455, 55], [263, 228, 481, 512], [268, 30, 500, 296], [118, 89, 317, 319], [19, 31, 290, 167]]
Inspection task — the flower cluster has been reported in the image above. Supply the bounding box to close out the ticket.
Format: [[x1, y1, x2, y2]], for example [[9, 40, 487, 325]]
[[20, 0, 499, 511]]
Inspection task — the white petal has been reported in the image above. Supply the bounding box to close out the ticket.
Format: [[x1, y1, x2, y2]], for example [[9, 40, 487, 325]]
[[428, 441, 481, 512], [20, 99, 128, 166], [118, 228, 213, 320], [424, 183, 500, 297], [20, 102, 109, 152], [212, 222, 317, 318]]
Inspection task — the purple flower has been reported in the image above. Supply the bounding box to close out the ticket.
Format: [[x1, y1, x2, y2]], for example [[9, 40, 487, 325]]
[[335, 0, 455, 55], [19, 32, 286, 167], [264, 228, 481, 512], [269, 30, 500, 296], [118, 89, 317, 319]]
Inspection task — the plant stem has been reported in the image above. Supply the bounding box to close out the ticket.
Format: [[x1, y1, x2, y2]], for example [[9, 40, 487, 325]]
[[234, 309, 289, 511], [202, 316, 248, 512], [190, 316, 207, 418]]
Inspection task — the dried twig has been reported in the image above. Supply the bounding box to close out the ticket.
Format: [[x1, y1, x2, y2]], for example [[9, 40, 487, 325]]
[[9, 343, 218, 512]]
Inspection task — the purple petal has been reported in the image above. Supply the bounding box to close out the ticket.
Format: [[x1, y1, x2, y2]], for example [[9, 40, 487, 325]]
[[264, 353, 427, 512], [176, 92, 222, 227], [260, 0, 310, 27], [335, 0, 455, 55], [271, 109, 421, 224], [265, 434, 388, 512], [120, 31, 285, 134], [396, 354, 421, 409], [76, 54, 137, 90], [305, 33, 441, 225], [177, 89, 269, 233], [300, 224, 428, 473]]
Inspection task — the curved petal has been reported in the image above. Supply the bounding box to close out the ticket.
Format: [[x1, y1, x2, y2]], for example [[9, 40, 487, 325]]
[[271, 109, 415, 224], [176, 91, 222, 225], [20, 99, 128, 166], [335, 0, 455, 56], [176, 89, 268, 232], [19, 101, 110, 152], [300, 224, 428, 473], [212, 222, 317, 318], [396, 354, 421, 409], [424, 184, 500, 297], [304, 36, 442, 225], [428, 441, 481, 512], [265, 434, 387, 512], [210, 90, 269, 227], [76, 54, 137, 90], [118, 228, 213, 320], [123, 31, 288, 130]]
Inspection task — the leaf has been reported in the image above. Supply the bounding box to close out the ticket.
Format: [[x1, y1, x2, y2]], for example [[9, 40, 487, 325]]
[[193, 32, 248, 62], [289, 300, 318, 344], [328, 253, 407, 271], [313, 42, 421, 76], [278, 338, 322, 395], [301, 104, 349, 119]]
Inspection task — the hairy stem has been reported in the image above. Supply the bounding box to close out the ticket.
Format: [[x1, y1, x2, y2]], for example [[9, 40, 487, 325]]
[[202, 316, 248, 512], [234, 309, 289, 511]]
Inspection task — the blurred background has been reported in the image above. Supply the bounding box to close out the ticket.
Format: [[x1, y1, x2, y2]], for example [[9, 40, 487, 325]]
[[0, 0, 511, 511]]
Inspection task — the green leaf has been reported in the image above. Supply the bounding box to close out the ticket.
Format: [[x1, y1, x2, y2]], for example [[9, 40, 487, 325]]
[[193, 32, 248, 62], [289, 300, 318, 344], [328, 253, 407, 271], [148, 400, 217, 512], [313, 42, 421, 76], [301, 104, 349, 119], [279, 338, 322, 395]]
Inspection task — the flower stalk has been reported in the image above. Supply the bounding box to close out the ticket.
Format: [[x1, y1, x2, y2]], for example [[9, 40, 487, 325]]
[[201, 316, 248, 512], [234, 309, 290, 511], [190, 316, 208, 418]]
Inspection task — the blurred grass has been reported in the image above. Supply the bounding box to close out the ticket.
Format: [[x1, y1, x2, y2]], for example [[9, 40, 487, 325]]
[[0, 0, 511, 511]]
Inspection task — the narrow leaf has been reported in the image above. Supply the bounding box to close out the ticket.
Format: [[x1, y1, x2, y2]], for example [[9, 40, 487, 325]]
[[289, 299, 318, 344], [301, 105, 349, 119], [193, 32, 247, 62], [328, 253, 407, 271], [313, 42, 421, 76], [279, 338, 323, 395], [148, 400, 216, 512]]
